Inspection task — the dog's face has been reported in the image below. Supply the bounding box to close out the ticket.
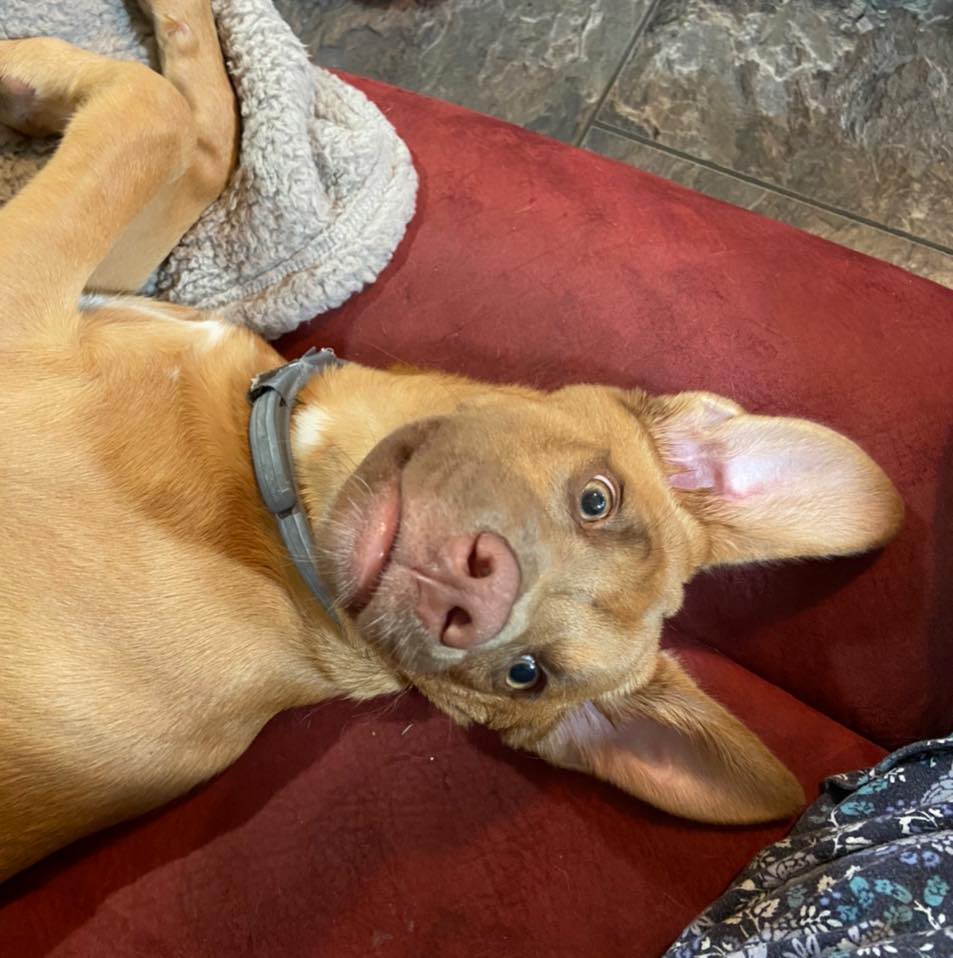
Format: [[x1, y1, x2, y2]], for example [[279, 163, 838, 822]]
[[308, 376, 903, 824]]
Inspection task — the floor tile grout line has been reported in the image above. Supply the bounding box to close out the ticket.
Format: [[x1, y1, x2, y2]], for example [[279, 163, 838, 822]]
[[589, 119, 953, 257], [573, 0, 662, 149]]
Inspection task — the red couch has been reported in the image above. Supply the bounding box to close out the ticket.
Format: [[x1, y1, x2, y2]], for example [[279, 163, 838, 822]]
[[2, 77, 950, 957]]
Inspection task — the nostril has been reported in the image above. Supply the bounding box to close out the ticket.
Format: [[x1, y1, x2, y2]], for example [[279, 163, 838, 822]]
[[444, 606, 471, 631], [442, 606, 473, 646], [468, 541, 494, 579]]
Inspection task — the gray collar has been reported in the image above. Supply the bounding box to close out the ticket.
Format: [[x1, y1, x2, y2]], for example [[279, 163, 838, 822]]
[[247, 347, 345, 626]]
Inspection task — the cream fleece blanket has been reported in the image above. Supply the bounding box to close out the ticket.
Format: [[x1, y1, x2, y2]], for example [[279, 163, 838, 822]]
[[0, 1, 417, 338]]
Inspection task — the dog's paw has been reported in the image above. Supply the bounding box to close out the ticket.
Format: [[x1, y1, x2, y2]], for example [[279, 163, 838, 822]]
[[0, 40, 76, 137], [136, 1, 214, 55], [0, 67, 43, 137]]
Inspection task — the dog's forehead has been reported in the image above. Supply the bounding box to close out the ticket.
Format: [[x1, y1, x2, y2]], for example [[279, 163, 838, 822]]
[[457, 386, 657, 483], [461, 383, 631, 434], [546, 386, 661, 463], [549, 383, 633, 421]]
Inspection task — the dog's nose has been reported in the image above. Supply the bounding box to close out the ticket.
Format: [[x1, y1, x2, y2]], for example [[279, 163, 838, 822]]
[[414, 533, 520, 648]]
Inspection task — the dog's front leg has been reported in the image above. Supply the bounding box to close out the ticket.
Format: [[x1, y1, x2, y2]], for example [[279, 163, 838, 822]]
[[0, 7, 236, 341], [0, 38, 194, 344], [91, 0, 239, 292]]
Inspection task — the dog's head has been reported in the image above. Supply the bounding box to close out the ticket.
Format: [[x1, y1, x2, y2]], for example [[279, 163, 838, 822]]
[[301, 371, 902, 824]]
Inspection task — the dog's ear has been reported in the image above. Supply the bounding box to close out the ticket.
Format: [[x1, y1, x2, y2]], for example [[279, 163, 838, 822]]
[[522, 652, 804, 824], [634, 390, 903, 566]]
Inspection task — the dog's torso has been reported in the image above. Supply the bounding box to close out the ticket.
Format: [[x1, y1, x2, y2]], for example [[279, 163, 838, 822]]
[[0, 299, 334, 872]]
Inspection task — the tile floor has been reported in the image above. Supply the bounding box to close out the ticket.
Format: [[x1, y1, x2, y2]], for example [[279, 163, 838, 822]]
[[274, 0, 953, 288]]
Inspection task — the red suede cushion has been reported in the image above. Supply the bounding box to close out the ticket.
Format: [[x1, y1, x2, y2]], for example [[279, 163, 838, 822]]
[[282, 76, 953, 749], [0, 638, 882, 958]]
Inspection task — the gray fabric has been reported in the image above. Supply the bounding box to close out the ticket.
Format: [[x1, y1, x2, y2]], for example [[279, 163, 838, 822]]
[[0, 0, 417, 339]]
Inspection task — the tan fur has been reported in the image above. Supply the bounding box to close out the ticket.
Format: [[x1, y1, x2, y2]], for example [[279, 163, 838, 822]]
[[0, 7, 904, 881]]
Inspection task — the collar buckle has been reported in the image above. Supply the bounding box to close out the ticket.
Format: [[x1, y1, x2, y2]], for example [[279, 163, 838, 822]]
[[248, 347, 342, 404]]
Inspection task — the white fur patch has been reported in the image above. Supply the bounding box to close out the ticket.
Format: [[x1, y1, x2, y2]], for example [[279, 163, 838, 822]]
[[293, 405, 332, 456], [199, 320, 230, 348], [78, 293, 109, 311]]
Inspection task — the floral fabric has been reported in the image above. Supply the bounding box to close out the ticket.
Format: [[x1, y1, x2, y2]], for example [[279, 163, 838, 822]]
[[665, 735, 953, 957]]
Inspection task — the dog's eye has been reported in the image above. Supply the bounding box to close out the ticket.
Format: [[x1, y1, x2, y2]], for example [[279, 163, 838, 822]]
[[578, 476, 616, 521], [506, 654, 542, 691]]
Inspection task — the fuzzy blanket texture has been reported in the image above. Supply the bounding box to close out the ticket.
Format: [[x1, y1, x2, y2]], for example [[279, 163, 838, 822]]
[[0, 1, 417, 338]]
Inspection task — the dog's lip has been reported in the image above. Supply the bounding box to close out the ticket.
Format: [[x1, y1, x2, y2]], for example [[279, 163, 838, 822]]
[[346, 476, 402, 614]]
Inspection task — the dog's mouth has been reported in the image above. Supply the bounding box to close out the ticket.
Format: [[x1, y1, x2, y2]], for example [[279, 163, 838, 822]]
[[326, 418, 444, 617], [345, 476, 402, 614]]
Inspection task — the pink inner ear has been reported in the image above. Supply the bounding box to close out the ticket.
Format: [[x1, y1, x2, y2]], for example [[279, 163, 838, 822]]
[[667, 438, 723, 493], [655, 399, 901, 568], [666, 427, 785, 501], [667, 434, 760, 498], [663, 399, 743, 496]]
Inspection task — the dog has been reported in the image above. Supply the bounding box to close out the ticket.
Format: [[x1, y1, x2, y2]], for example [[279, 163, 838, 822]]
[[0, 0, 903, 882]]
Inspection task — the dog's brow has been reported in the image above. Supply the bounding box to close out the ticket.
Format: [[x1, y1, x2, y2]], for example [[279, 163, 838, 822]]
[[611, 391, 647, 422], [541, 638, 630, 688], [542, 438, 602, 457]]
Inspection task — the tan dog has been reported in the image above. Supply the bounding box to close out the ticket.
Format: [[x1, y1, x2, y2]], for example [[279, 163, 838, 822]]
[[0, 2, 903, 882]]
